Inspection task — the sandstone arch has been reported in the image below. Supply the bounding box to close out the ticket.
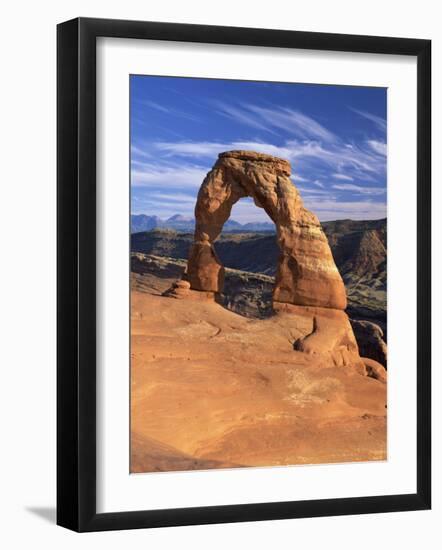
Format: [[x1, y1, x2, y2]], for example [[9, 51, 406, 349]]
[[186, 150, 347, 310], [164, 151, 367, 371]]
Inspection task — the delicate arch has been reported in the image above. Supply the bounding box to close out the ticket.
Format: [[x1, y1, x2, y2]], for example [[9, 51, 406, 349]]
[[186, 150, 347, 311]]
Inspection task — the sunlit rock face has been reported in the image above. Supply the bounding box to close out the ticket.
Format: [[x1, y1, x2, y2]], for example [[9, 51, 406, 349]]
[[186, 150, 347, 310], [165, 151, 367, 370]]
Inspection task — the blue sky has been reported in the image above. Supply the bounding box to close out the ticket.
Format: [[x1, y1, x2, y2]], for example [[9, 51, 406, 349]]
[[130, 75, 387, 223]]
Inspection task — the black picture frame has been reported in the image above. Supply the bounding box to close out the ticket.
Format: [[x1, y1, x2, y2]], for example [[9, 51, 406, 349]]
[[57, 17, 431, 532]]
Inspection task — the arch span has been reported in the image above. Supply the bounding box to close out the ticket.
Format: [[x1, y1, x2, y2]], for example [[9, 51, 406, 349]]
[[186, 150, 347, 310]]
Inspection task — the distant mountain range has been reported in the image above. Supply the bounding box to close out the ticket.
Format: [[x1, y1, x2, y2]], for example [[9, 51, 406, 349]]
[[131, 214, 275, 233]]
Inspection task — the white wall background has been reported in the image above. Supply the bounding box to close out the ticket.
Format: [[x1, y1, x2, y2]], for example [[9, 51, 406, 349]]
[[0, 1, 440, 548]]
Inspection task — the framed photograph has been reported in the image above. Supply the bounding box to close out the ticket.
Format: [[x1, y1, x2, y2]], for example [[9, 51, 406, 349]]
[[57, 17, 431, 532]]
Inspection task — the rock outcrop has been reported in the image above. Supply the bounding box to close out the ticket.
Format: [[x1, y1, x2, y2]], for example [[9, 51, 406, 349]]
[[350, 319, 388, 367], [362, 357, 387, 383], [274, 302, 366, 373], [186, 151, 347, 310]]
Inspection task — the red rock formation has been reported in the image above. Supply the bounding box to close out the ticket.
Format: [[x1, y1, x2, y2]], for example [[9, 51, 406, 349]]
[[274, 302, 366, 372], [187, 150, 347, 309], [164, 150, 372, 370], [362, 357, 387, 383], [186, 233, 224, 292]]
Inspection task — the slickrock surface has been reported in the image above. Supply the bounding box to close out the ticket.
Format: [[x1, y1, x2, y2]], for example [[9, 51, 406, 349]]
[[187, 151, 347, 310], [131, 289, 387, 473]]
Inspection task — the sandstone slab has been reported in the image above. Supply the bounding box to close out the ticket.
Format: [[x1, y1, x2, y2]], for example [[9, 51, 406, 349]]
[[131, 289, 387, 472]]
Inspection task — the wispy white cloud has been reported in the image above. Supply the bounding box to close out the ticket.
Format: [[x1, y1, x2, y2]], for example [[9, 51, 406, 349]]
[[297, 186, 332, 195], [350, 108, 387, 132], [331, 183, 386, 195], [131, 144, 152, 159], [213, 101, 337, 142], [367, 139, 387, 156], [154, 140, 302, 162], [144, 191, 197, 205], [332, 173, 354, 181], [212, 101, 279, 134], [131, 160, 387, 222], [131, 84, 387, 222], [312, 180, 325, 188], [286, 140, 384, 175], [131, 99, 386, 222], [154, 141, 231, 158], [141, 99, 170, 113], [154, 138, 386, 180], [139, 99, 201, 122], [303, 198, 387, 221], [131, 161, 209, 188], [292, 173, 309, 183], [246, 105, 337, 142]]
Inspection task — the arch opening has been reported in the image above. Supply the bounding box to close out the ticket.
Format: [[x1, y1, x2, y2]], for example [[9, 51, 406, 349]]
[[213, 196, 277, 319]]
